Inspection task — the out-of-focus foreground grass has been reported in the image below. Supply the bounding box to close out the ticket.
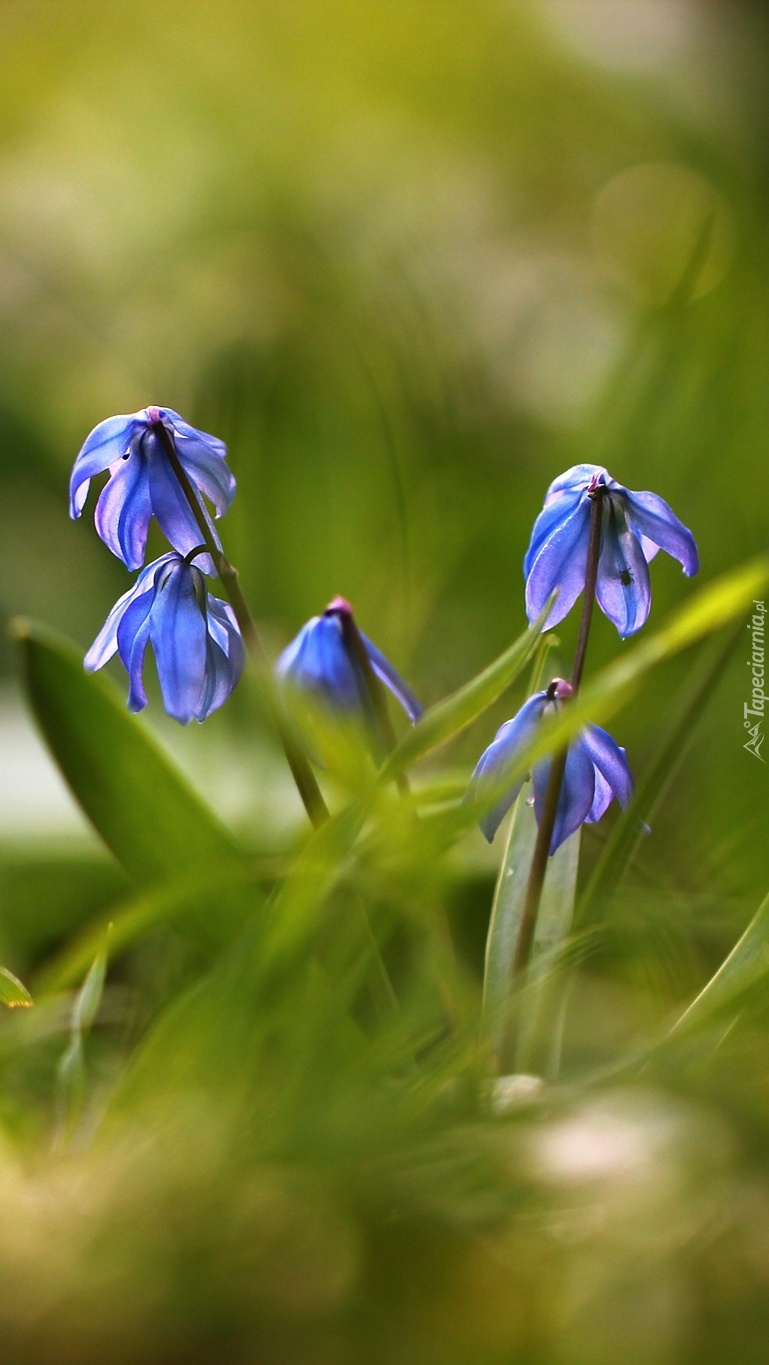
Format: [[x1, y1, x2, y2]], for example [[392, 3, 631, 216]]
[[0, 2, 767, 1361]]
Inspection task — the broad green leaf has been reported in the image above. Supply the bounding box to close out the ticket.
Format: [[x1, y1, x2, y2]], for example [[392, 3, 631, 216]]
[[13, 620, 241, 884], [379, 598, 556, 782], [667, 890, 769, 1041], [482, 786, 579, 1075], [0, 967, 33, 1009]]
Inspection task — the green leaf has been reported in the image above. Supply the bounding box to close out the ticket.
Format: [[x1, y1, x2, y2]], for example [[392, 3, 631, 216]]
[[37, 862, 265, 994], [432, 559, 769, 847], [55, 930, 111, 1147], [379, 598, 556, 782], [574, 627, 741, 931], [0, 967, 33, 1009], [71, 928, 109, 1034], [12, 620, 241, 884], [521, 559, 769, 775], [667, 890, 769, 1041], [482, 786, 579, 1076]]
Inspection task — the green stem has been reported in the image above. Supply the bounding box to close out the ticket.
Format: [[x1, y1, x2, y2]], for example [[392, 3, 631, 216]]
[[510, 485, 605, 987], [153, 419, 329, 830]]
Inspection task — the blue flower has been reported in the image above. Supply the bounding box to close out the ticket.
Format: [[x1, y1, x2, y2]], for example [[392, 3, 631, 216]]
[[85, 552, 245, 723], [277, 596, 421, 757], [468, 679, 633, 852], [524, 465, 699, 637], [70, 407, 236, 570]]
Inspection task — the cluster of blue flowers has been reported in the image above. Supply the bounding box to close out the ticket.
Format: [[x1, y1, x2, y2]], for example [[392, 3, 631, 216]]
[[469, 464, 698, 851], [73, 409, 697, 850], [72, 408, 419, 736], [72, 407, 244, 723]]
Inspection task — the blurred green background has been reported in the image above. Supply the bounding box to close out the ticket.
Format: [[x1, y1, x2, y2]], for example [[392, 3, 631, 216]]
[[0, 2, 768, 1360], [1, 0, 765, 944]]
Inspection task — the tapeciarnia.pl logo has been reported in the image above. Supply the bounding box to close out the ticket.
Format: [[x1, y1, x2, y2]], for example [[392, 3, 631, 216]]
[[744, 600, 766, 762]]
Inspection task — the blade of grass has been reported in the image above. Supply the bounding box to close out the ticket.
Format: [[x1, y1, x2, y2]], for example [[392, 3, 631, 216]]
[[379, 597, 556, 781], [0, 967, 34, 1009], [575, 626, 741, 930], [54, 929, 110, 1147], [429, 560, 769, 848], [35, 861, 265, 994], [666, 890, 769, 1041]]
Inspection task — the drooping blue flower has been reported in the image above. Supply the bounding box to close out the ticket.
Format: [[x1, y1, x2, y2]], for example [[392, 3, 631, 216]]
[[277, 596, 421, 758], [468, 679, 633, 852], [70, 407, 235, 570], [85, 552, 245, 723], [524, 465, 699, 637]]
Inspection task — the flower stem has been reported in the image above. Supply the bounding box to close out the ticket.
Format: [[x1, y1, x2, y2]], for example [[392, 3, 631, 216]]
[[510, 486, 605, 987], [154, 420, 329, 829]]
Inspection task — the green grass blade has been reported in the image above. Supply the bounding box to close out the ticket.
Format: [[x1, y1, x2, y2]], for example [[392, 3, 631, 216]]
[[431, 560, 769, 847], [12, 620, 241, 884], [55, 930, 110, 1146], [522, 559, 769, 773], [667, 891, 769, 1041], [71, 927, 109, 1034], [379, 597, 555, 781], [36, 862, 265, 993], [0, 967, 34, 1009], [575, 627, 741, 930]]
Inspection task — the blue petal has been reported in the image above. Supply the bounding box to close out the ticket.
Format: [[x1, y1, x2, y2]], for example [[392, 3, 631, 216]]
[[200, 595, 246, 718], [533, 742, 595, 854], [69, 413, 139, 517], [585, 767, 613, 824], [147, 440, 221, 559], [523, 490, 581, 579], [361, 634, 422, 722], [159, 410, 235, 518], [84, 554, 178, 672], [277, 616, 363, 714], [197, 637, 233, 720], [595, 500, 652, 637], [525, 496, 591, 629], [206, 595, 245, 663], [639, 536, 660, 564], [620, 489, 699, 577], [150, 561, 209, 724], [176, 439, 236, 518], [160, 410, 228, 461], [93, 452, 153, 570], [467, 692, 548, 842], [84, 586, 135, 671], [580, 724, 634, 808], [116, 588, 159, 712]]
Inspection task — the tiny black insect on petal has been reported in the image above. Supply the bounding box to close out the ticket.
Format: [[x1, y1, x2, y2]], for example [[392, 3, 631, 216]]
[[620, 568, 634, 587]]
